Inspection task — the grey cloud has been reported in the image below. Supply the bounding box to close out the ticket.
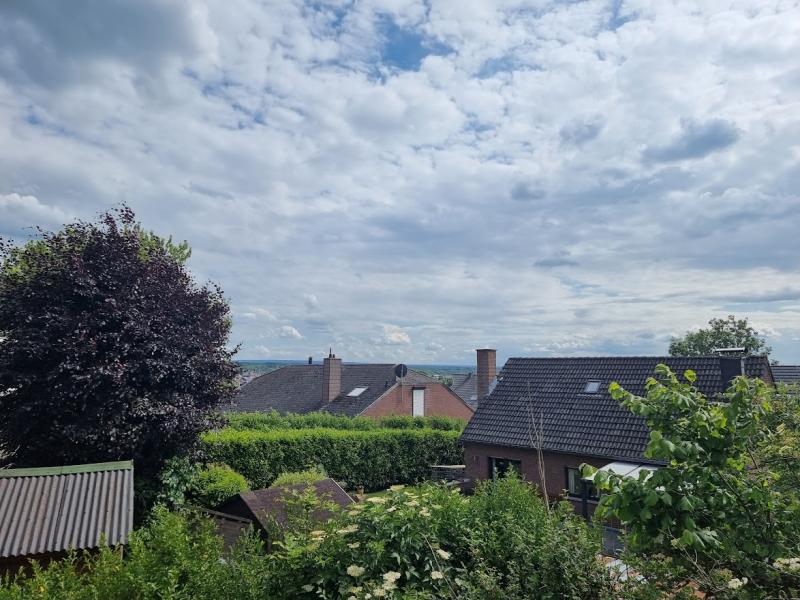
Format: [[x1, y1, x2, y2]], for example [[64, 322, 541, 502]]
[[534, 251, 578, 268], [643, 118, 740, 162], [559, 117, 604, 146], [510, 182, 545, 202], [0, 0, 212, 89]]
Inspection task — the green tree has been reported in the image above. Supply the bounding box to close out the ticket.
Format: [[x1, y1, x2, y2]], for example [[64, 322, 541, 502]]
[[588, 365, 800, 597], [669, 314, 771, 357], [0, 206, 239, 476]]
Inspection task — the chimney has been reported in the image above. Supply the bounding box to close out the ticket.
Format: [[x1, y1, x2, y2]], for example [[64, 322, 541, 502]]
[[476, 348, 497, 401], [322, 349, 342, 403], [308, 356, 313, 365]]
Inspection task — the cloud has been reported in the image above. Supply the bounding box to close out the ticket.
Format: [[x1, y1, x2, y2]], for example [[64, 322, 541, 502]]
[[279, 325, 303, 339], [382, 324, 411, 346], [559, 117, 604, 146], [643, 118, 741, 162], [303, 293, 319, 311], [0, 193, 67, 236], [534, 251, 578, 269], [2, 1, 800, 364]]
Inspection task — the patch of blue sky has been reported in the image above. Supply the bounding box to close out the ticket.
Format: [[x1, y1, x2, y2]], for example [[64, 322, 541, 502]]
[[379, 16, 450, 71], [608, 0, 637, 31]]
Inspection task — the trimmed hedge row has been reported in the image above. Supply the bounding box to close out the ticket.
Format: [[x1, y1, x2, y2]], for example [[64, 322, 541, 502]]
[[225, 411, 466, 432], [201, 427, 462, 491]]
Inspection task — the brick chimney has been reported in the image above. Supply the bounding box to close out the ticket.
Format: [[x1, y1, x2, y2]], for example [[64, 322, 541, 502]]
[[322, 349, 342, 403], [476, 348, 497, 401]]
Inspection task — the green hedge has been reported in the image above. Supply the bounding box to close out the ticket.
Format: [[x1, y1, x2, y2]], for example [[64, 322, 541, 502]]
[[202, 428, 462, 490], [225, 411, 466, 432]]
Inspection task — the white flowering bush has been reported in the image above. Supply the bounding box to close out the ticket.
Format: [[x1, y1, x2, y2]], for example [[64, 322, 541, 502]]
[[264, 475, 616, 599]]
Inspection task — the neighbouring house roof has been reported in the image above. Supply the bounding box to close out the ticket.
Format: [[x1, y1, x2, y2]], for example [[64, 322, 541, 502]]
[[228, 364, 436, 417], [215, 478, 354, 533], [0, 461, 134, 558], [450, 373, 479, 409], [198, 508, 254, 552], [461, 356, 773, 463], [772, 365, 800, 385]]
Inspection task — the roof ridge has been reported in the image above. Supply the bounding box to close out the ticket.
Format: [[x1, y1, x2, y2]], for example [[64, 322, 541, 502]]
[[0, 460, 134, 477]]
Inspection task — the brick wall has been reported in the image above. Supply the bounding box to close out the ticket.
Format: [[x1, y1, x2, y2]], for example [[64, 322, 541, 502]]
[[463, 442, 608, 505], [361, 382, 474, 420]]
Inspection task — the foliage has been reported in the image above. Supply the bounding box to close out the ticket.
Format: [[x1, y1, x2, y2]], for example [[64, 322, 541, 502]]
[[202, 427, 462, 491], [0, 206, 238, 475], [271, 465, 328, 487], [189, 463, 250, 508], [267, 477, 616, 598], [226, 411, 466, 432], [668, 314, 771, 357], [587, 365, 800, 597], [1, 479, 672, 599], [760, 382, 800, 495], [0, 507, 271, 600]]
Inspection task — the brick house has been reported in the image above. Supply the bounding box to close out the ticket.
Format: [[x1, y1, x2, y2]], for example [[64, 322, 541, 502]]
[[227, 352, 474, 420], [460, 355, 774, 516]]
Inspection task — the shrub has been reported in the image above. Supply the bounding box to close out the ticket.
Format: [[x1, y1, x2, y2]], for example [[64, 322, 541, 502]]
[[261, 475, 618, 599], [271, 466, 328, 487], [0, 507, 271, 600], [202, 427, 462, 490], [0, 480, 663, 599], [224, 411, 465, 432], [190, 463, 249, 508]]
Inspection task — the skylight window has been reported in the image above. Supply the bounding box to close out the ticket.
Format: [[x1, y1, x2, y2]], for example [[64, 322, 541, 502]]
[[347, 387, 368, 397], [584, 381, 601, 394]]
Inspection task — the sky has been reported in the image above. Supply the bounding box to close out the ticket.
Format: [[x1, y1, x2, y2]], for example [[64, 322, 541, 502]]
[[1, 0, 799, 366]]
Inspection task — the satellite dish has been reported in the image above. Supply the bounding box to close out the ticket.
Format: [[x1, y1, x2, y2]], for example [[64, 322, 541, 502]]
[[394, 364, 408, 378]]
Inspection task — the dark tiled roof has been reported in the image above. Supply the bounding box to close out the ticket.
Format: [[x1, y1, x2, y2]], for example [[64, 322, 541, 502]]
[[324, 369, 435, 416], [198, 509, 253, 553], [772, 365, 800, 384], [461, 356, 772, 463], [450, 373, 478, 409], [228, 364, 435, 417], [0, 461, 134, 558], [216, 479, 353, 532]]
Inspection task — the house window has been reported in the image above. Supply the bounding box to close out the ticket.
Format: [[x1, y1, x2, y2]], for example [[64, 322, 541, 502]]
[[347, 387, 368, 397], [488, 457, 522, 481], [566, 467, 598, 499], [412, 388, 425, 416], [583, 381, 602, 394]]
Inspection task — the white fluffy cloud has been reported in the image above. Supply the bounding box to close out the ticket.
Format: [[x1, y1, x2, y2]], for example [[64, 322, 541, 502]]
[[1, 0, 799, 364]]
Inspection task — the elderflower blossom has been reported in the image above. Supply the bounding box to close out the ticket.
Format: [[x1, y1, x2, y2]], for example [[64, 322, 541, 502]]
[[775, 557, 800, 572], [387, 506, 397, 512], [389, 484, 405, 491], [436, 549, 451, 560], [420, 508, 431, 517], [727, 577, 748, 590], [431, 571, 444, 580], [301, 584, 314, 592], [367, 497, 387, 504], [338, 524, 359, 534], [347, 565, 366, 577], [372, 589, 387, 598], [348, 542, 360, 549], [383, 571, 401, 584], [406, 499, 419, 507]]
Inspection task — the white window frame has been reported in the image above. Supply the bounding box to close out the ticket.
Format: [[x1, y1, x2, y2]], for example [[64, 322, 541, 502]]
[[412, 387, 425, 417]]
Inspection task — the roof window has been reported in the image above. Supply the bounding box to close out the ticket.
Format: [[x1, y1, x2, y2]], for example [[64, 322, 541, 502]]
[[347, 387, 368, 397], [583, 381, 601, 394]]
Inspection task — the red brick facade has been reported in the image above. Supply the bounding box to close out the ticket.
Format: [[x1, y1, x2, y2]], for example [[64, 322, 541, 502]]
[[361, 382, 474, 420], [463, 442, 609, 514]]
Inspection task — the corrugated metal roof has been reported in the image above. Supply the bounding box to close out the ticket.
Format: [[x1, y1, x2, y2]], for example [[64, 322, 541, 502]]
[[0, 460, 133, 558]]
